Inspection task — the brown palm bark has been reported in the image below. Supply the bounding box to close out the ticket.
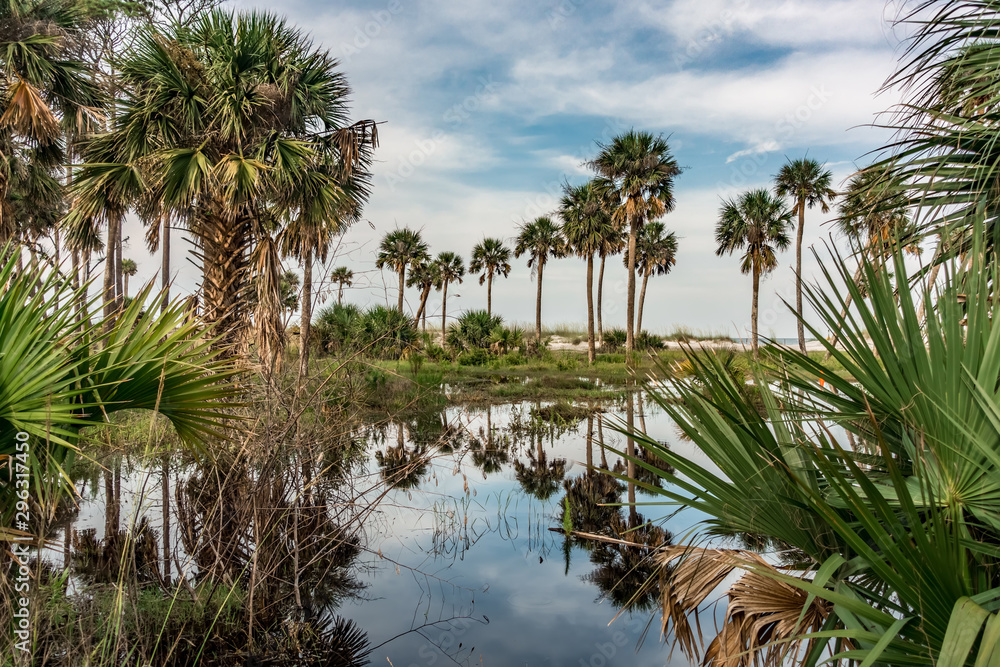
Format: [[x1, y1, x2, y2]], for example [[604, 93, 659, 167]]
[[161, 213, 170, 314], [751, 264, 761, 360], [441, 280, 448, 342], [596, 254, 606, 345], [397, 267, 405, 313], [586, 253, 596, 364], [298, 247, 313, 388], [103, 217, 120, 329], [486, 271, 493, 316], [626, 218, 638, 357], [794, 197, 806, 353], [162, 456, 170, 581], [637, 270, 650, 335], [535, 260, 544, 342]]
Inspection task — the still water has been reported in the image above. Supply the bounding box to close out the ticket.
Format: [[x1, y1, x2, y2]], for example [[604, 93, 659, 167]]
[[60, 393, 717, 666]]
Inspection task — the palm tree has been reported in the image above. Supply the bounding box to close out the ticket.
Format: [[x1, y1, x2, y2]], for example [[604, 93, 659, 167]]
[[514, 216, 566, 343], [596, 213, 626, 346], [559, 180, 613, 364], [469, 238, 511, 316], [375, 227, 429, 314], [715, 189, 792, 359], [824, 165, 917, 352], [407, 260, 438, 332], [330, 266, 354, 304], [589, 131, 680, 355], [70, 9, 377, 354], [624, 220, 678, 334], [775, 158, 836, 353], [282, 172, 362, 384], [122, 258, 138, 298], [433, 251, 464, 339]]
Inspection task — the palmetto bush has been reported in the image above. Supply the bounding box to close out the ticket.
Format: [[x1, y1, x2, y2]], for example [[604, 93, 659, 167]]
[[349, 305, 417, 360], [0, 250, 238, 532], [618, 242, 1000, 666], [312, 303, 361, 353], [445, 310, 504, 351]]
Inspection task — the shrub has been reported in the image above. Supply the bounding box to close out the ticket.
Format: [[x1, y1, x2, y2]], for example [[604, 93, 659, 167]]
[[498, 351, 526, 367], [350, 305, 417, 359], [635, 330, 663, 350], [490, 325, 524, 355], [602, 328, 627, 351], [312, 303, 360, 353], [457, 348, 491, 367], [447, 310, 504, 351]]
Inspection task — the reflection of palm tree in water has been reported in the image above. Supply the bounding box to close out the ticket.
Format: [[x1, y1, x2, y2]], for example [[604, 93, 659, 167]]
[[559, 469, 673, 613], [376, 424, 429, 490], [514, 428, 567, 500]]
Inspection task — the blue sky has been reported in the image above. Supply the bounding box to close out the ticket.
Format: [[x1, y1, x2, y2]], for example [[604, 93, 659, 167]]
[[125, 0, 914, 338]]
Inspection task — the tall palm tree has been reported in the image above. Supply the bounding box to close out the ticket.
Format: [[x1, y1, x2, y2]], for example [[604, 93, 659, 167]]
[[559, 181, 613, 364], [715, 189, 792, 359], [376, 227, 429, 314], [514, 216, 566, 343], [589, 131, 680, 355], [122, 258, 137, 298], [775, 158, 836, 353], [624, 220, 678, 334], [407, 260, 438, 332], [282, 163, 364, 384], [330, 266, 353, 304], [70, 9, 377, 354], [596, 214, 626, 346], [433, 251, 464, 339], [469, 237, 511, 316]]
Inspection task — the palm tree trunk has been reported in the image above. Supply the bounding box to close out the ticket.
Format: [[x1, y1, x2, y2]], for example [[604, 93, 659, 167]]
[[586, 253, 595, 364], [598, 414, 608, 469], [161, 213, 170, 314], [596, 254, 606, 345], [115, 224, 123, 311], [338, 283, 343, 304], [397, 267, 405, 313], [298, 247, 313, 389], [441, 280, 448, 343], [752, 265, 761, 360], [795, 199, 806, 353], [416, 286, 431, 331], [626, 220, 638, 356], [124, 273, 130, 300], [637, 271, 649, 335], [535, 260, 544, 342], [103, 217, 119, 328], [487, 272, 493, 316], [162, 455, 170, 582]]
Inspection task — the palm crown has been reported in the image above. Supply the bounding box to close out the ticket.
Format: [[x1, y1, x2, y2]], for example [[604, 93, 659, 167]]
[[469, 238, 512, 285], [70, 9, 375, 352], [716, 189, 793, 275], [514, 216, 566, 269]]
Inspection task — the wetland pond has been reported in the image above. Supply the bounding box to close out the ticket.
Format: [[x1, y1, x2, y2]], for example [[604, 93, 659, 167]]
[[52, 392, 718, 666]]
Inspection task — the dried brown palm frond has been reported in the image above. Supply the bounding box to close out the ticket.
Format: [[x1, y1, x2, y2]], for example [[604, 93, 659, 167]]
[[1, 79, 60, 143], [705, 568, 830, 667], [658, 546, 830, 667]]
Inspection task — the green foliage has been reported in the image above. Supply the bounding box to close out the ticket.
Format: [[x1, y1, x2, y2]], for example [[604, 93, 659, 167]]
[[619, 239, 1000, 666], [634, 330, 662, 350], [312, 304, 416, 360], [0, 247, 239, 527], [602, 328, 627, 351], [350, 306, 417, 360], [312, 303, 360, 353], [446, 310, 504, 350], [457, 348, 491, 367]]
